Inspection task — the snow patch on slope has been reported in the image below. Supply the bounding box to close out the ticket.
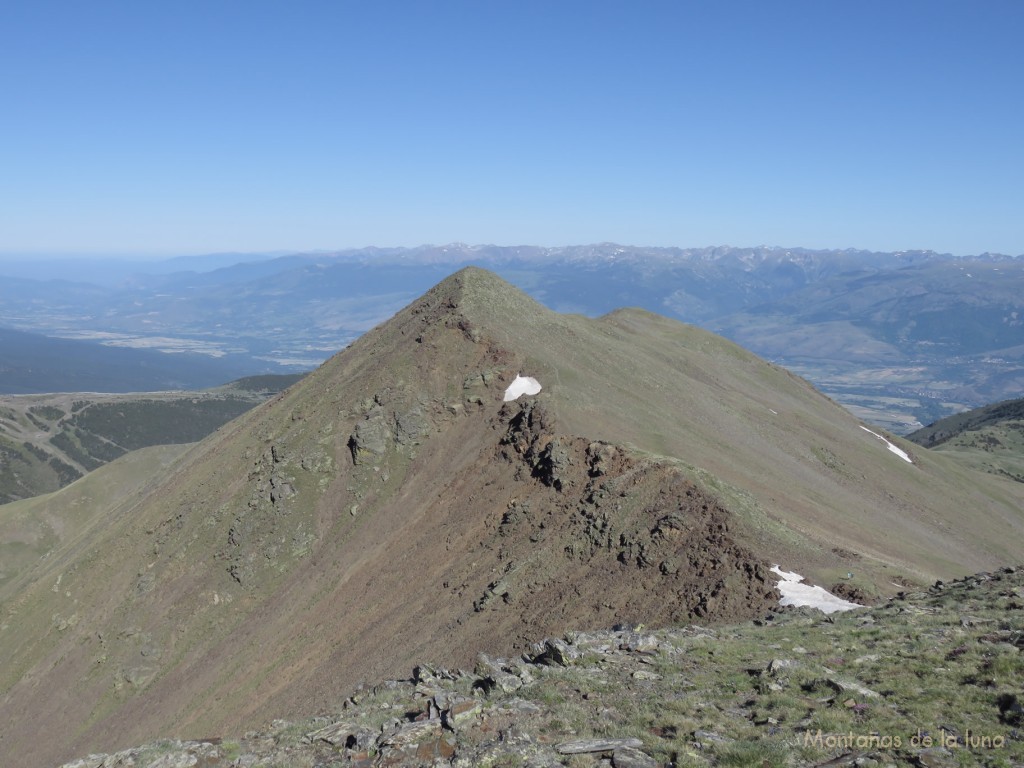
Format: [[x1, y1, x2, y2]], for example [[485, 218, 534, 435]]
[[771, 565, 861, 614], [504, 374, 542, 402], [859, 426, 913, 463]]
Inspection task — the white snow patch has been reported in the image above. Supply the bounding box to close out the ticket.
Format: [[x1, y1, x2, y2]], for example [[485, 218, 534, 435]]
[[503, 374, 543, 402], [859, 426, 913, 463], [770, 565, 861, 614]]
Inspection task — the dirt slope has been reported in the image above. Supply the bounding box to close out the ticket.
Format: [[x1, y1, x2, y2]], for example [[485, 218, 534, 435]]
[[2, 267, 1023, 766]]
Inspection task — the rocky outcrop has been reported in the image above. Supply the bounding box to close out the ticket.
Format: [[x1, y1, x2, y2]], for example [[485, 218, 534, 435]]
[[348, 396, 435, 466], [350, 404, 392, 465], [492, 399, 777, 625], [219, 438, 325, 588]]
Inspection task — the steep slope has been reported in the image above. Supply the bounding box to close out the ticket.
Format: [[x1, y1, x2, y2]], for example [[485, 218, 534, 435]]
[[0, 444, 191, 598], [2, 267, 1023, 766]]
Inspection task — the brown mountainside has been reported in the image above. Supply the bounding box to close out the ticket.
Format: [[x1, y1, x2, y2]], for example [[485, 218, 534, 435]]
[[2, 267, 1023, 766]]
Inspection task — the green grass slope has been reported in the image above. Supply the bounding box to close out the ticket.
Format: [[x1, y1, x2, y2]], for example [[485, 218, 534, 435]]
[[908, 397, 1024, 449], [907, 397, 1024, 484], [1, 268, 1023, 766], [0, 443, 190, 598]]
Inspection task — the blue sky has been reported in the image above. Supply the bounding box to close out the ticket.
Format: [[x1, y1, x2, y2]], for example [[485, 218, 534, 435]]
[[2, 1, 1022, 256]]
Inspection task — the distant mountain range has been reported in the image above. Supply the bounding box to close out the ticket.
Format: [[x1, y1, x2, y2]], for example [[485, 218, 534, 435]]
[[2, 244, 1023, 430], [3, 268, 1023, 766]]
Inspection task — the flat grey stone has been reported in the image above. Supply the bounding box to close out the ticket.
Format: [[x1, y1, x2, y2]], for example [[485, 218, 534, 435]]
[[612, 746, 661, 767], [556, 737, 644, 754]]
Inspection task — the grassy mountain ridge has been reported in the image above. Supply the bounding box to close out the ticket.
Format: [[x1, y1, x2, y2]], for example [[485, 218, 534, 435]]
[[908, 398, 1024, 449], [1, 267, 1022, 766], [906, 398, 1024, 484]]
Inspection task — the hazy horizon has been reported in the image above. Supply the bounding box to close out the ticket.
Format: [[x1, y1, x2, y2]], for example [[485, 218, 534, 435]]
[[1, 242, 1023, 265]]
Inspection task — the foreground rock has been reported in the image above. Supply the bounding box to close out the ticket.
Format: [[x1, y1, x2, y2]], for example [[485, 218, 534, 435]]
[[58, 567, 1024, 767]]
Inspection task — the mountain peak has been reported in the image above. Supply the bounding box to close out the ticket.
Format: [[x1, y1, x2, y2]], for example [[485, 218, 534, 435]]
[[5, 267, 1024, 766], [346, 265, 556, 371], [411, 265, 551, 331]]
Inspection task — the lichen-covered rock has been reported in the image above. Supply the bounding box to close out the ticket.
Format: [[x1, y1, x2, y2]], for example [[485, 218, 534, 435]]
[[394, 406, 429, 445], [527, 636, 581, 667], [349, 406, 391, 465], [57, 740, 224, 768], [452, 725, 562, 768], [612, 746, 662, 768], [269, 474, 296, 502], [555, 737, 644, 754]]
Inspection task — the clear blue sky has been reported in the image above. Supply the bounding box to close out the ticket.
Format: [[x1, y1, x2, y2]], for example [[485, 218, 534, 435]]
[[2, 1, 1021, 256]]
